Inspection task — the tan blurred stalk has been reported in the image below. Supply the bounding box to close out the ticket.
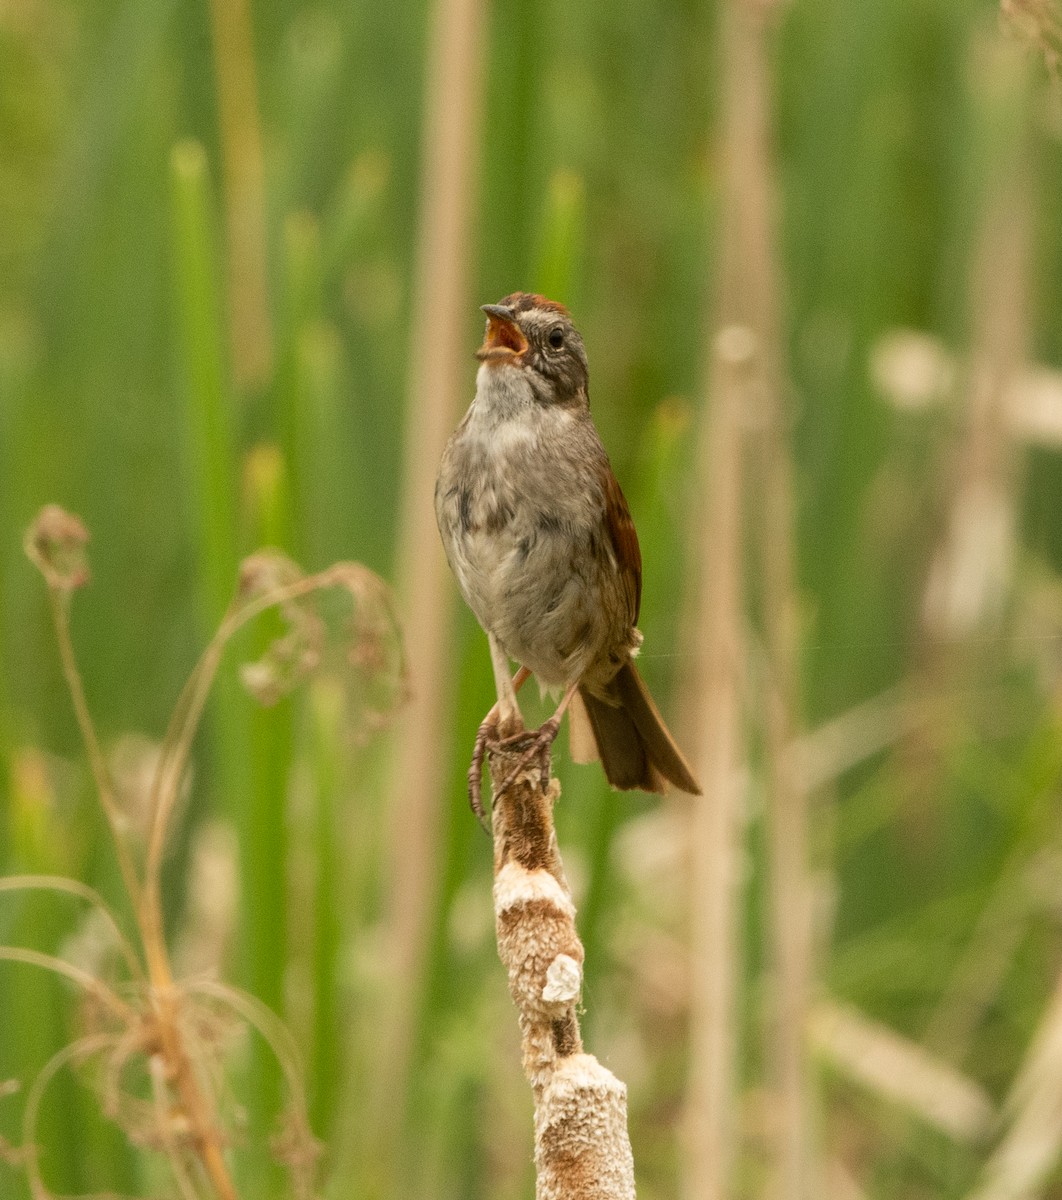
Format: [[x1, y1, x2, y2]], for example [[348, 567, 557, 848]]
[[921, 45, 1031, 648], [810, 1000, 995, 1144], [682, 1, 811, 1197], [1001, 0, 1062, 70], [680, 15, 753, 1195], [729, 2, 813, 1197], [375, 0, 486, 1163], [903, 31, 1032, 854], [207, 0, 273, 389], [917, 24, 1034, 1073], [681, 314, 747, 1200]]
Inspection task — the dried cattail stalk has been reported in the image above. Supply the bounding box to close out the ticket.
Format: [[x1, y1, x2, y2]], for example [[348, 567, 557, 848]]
[[488, 741, 635, 1200], [902, 32, 1033, 849]]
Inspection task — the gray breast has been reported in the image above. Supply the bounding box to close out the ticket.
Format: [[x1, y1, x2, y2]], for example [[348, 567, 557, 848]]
[[436, 405, 626, 687]]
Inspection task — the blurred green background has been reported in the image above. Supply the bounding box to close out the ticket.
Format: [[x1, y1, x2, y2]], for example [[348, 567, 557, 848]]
[[2, 0, 1062, 1197]]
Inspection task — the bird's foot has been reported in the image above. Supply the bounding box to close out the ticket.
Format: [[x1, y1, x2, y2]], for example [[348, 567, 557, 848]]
[[493, 715, 563, 801], [469, 712, 562, 833]]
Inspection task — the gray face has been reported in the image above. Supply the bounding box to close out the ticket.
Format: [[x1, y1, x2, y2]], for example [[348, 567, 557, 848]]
[[495, 293, 590, 409]]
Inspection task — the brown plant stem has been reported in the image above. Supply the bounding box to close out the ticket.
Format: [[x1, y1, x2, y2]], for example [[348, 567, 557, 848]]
[[25, 517, 376, 1200], [46, 589, 143, 914], [154, 986, 238, 1200], [0, 876, 143, 980], [919, 29, 1034, 1071], [920, 33, 1031, 656], [0, 946, 134, 1022], [488, 737, 635, 1200]]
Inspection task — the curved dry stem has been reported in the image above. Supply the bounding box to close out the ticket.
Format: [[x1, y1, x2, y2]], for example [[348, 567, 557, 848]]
[[160, 976, 322, 1197], [98, 1021, 171, 1150], [184, 978, 320, 1197], [140, 636, 226, 985], [145, 572, 314, 873], [21, 1033, 120, 1200], [46, 590, 142, 914], [0, 877, 144, 982], [0, 947, 135, 1023], [184, 977, 311, 1114]]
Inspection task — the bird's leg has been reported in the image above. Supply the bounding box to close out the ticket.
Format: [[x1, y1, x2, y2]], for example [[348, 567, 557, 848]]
[[495, 679, 580, 798], [489, 633, 523, 735], [469, 661, 531, 827]]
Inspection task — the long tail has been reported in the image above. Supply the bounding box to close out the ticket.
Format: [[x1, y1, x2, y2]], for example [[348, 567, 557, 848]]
[[573, 661, 701, 795]]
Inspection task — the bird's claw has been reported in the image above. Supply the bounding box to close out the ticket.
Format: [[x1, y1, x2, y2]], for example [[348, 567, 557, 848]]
[[468, 714, 500, 832], [530, 716, 561, 781]]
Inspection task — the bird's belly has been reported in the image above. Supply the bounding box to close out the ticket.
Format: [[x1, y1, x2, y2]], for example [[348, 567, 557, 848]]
[[450, 513, 617, 688], [436, 415, 638, 690]]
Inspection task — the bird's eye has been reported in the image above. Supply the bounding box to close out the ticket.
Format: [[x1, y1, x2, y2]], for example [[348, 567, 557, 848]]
[[547, 327, 565, 350]]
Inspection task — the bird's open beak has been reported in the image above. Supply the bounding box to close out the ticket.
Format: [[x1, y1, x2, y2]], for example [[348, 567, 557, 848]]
[[476, 304, 528, 363]]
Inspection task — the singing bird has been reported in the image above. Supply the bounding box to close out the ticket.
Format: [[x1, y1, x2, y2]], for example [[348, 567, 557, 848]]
[[435, 293, 701, 816]]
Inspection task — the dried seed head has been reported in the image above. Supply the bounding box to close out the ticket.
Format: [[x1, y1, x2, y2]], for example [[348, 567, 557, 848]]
[[236, 551, 326, 705], [236, 548, 303, 600], [327, 564, 410, 733], [24, 505, 90, 592]]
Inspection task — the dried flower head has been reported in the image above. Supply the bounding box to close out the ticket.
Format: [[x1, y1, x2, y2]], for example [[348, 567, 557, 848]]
[[24, 505, 90, 592], [233, 553, 408, 729], [237, 551, 326, 705], [328, 562, 410, 737]]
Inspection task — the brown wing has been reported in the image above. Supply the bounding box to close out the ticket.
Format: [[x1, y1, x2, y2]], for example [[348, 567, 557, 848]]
[[602, 461, 642, 624]]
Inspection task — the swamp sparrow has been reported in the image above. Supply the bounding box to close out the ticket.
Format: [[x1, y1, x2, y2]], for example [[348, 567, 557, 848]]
[[435, 293, 701, 816]]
